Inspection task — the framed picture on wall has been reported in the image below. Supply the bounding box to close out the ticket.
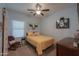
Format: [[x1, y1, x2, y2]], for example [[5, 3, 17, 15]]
[[56, 17, 69, 29]]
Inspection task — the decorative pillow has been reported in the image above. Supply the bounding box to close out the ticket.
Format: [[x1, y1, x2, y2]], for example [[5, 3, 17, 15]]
[[28, 31, 40, 36], [28, 32, 34, 36], [34, 32, 40, 36]]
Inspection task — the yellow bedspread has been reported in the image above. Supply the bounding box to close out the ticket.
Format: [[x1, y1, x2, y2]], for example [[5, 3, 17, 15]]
[[26, 35, 55, 55]]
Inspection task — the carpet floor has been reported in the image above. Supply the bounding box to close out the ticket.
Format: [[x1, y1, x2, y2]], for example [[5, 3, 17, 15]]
[[8, 43, 56, 56]]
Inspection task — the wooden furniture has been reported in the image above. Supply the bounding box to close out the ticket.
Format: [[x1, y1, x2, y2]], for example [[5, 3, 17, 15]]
[[56, 37, 79, 56], [21, 37, 26, 46], [8, 36, 21, 50]]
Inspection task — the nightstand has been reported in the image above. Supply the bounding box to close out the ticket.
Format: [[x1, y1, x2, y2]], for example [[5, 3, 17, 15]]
[[21, 37, 26, 46]]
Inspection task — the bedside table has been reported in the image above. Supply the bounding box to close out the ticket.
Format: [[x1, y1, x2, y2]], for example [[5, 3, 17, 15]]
[[21, 37, 26, 46]]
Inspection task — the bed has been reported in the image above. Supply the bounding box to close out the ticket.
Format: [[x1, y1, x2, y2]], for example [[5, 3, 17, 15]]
[[26, 32, 55, 55]]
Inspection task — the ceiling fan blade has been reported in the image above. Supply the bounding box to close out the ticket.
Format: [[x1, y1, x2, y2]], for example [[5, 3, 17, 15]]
[[41, 13, 44, 16], [33, 13, 36, 16], [27, 9, 35, 11], [29, 11, 33, 13], [42, 9, 50, 11]]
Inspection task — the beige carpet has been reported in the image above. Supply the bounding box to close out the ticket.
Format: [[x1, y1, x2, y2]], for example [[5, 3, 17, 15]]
[[8, 43, 56, 56]]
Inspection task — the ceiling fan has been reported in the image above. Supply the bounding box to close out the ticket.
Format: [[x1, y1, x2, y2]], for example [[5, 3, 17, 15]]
[[27, 3, 50, 16]]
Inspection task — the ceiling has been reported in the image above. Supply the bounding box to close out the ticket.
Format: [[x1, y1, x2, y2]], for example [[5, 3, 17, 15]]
[[0, 3, 77, 17]]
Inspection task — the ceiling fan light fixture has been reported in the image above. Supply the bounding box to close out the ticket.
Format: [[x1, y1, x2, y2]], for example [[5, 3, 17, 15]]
[[27, 3, 49, 16], [36, 10, 41, 15]]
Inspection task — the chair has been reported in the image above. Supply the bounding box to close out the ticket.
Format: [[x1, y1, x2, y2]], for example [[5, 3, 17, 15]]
[[8, 36, 21, 50]]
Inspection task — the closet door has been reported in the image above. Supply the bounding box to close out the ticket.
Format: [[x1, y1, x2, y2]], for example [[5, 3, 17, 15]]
[[0, 9, 2, 56], [0, 8, 8, 56], [3, 8, 8, 56]]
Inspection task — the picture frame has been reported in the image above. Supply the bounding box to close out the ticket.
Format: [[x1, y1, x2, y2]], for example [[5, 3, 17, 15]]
[[56, 17, 69, 29], [29, 24, 38, 30]]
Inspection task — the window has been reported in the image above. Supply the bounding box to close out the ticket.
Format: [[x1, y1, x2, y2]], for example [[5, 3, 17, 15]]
[[12, 20, 24, 37]]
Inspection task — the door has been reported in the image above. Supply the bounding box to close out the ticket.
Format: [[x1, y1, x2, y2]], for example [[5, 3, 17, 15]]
[[0, 9, 2, 55]]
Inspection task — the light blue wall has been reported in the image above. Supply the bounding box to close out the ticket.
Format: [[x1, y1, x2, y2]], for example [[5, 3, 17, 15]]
[[7, 4, 79, 41], [40, 4, 79, 40], [8, 9, 41, 37]]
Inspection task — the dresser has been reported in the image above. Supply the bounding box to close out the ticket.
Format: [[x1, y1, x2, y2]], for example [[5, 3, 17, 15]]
[[56, 37, 79, 56]]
